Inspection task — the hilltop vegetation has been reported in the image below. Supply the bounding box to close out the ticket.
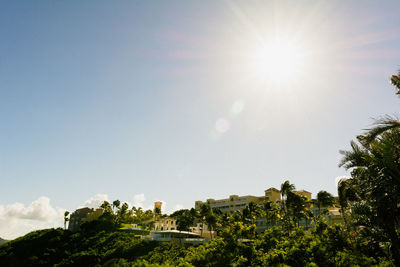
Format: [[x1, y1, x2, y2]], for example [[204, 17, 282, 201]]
[[0, 228, 159, 266], [0, 220, 393, 266]]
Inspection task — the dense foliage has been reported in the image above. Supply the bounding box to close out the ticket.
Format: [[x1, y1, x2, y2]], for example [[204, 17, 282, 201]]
[[0, 220, 394, 266]]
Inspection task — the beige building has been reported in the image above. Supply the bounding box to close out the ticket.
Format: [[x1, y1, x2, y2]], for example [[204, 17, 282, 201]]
[[154, 217, 177, 231], [83, 208, 103, 223], [265, 187, 281, 202], [326, 209, 343, 225], [154, 201, 162, 212], [295, 190, 312, 200], [154, 218, 215, 238], [68, 207, 95, 232], [149, 230, 205, 245], [189, 222, 215, 239], [195, 187, 282, 213]]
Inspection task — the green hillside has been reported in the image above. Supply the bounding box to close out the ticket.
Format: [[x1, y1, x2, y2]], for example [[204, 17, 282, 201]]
[[0, 228, 160, 266], [0, 221, 395, 266]]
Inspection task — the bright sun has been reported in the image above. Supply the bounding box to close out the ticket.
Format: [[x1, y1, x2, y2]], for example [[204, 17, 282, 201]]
[[250, 39, 305, 85]]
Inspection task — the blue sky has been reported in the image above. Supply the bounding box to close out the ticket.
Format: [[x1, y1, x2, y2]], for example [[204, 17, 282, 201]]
[[1, 1, 399, 239]]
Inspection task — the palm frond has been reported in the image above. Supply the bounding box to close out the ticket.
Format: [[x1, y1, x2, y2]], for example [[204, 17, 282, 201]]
[[358, 116, 400, 144], [391, 72, 400, 94]]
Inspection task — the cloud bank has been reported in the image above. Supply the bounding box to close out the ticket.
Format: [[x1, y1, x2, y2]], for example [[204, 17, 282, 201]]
[[83, 194, 109, 209], [0, 197, 65, 240], [0, 194, 186, 240]]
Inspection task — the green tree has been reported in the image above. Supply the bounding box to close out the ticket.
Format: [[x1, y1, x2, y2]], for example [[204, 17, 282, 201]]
[[286, 191, 309, 227], [242, 201, 262, 225], [359, 117, 400, 144], [205, 213, 217, 239], [112, 200, 121, 213], [175, 209, 195, 232], [132, 206, 148, 225], [280, 180, 296, 230], [189, 207, 198, 219], [316, 190, 335, 217], [117, 202, 133, 224], [99, 201, 115, 225], [357, 71, 400, 144], [337, 178, 358, 228], [280, 180, 295, 212], [100, 201, 112, 211], [263, 200, 282, 226], [391, 69, 400, 95], [199, 203, 212, 237], [340, 129, 400, 265], [154, 207, 161, 217], [64, 211, 70, 230]]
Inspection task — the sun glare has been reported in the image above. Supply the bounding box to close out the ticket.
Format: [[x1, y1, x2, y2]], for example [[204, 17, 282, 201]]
[[250, 40, 306, 85]]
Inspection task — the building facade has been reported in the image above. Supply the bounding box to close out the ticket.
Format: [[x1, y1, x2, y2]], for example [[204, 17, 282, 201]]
[[195, 187, 282, 214], [68, 207, 104, 232], [68, 207, 94, 232], [154, 217, 177, 231]]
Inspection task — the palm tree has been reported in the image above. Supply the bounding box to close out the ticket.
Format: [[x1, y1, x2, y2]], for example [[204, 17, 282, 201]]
[[199, 203, 211, 237], [359, 117, 400, 144], [64, 211, 69, 230], [337, 178, 358, 228], [357, 70, 400, 144], [117, 202, 130, 224], [112, 200, 121, 213], [391, 69, 400, 95], [339, 129, 400, 265], [100, 201, 112, 211], [281, 180, 295, 204], [176, 209, 195, 232], [281, 180, 295, 199], [286, 191, 308, 227], [316, 190, 335, 218], [245, 201, 262, 224], [99, 201, 116, 225], [205, 213, 217, 239], [263, 200, 281, 226], [280, 180, 295, 223]]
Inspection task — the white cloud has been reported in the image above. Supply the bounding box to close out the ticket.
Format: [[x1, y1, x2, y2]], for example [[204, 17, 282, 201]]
[[160, 200, 167, 214], [83, 194, 109, 209], [171, 204, 184, 213], [0, 194, 186, 240], [6, 197, 57, 221], [132, 194, 145, 208], [0, 197, 65, 240]]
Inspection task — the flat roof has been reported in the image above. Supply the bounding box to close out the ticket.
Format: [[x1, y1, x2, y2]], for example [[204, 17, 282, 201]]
[[151, 230, 200, 236], [198, 194, 264, 203]]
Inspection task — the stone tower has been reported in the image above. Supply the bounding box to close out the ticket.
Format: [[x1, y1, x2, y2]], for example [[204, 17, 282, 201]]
[[154, 201, 162, 213]]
